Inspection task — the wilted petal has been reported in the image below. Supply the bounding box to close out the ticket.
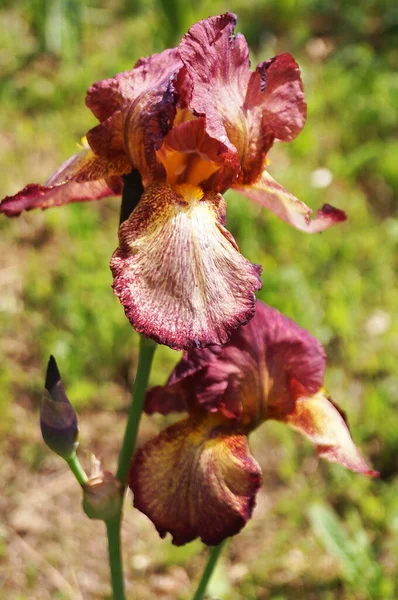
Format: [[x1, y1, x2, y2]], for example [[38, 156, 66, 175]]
[[130, 414, 262, 545], [284, 390, 378, 475], [234, 170, 347, 232], [0, 147, 123, 217], [111, 183, 262, 350]]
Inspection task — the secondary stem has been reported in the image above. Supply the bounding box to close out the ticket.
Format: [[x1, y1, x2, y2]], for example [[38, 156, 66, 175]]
[[116, 335, 157, 487], [192, 541, 227, 600], [65, 452, 88, 486]]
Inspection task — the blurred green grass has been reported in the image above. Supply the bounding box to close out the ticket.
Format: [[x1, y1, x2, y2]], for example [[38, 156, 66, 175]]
[[0, 0, 397, 598]]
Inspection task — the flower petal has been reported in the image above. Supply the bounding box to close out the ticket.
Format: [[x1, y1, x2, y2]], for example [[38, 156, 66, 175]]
[[284, 390, 378, 475], [179, 15, 307, 184], [0, 147, 122, 217], [86, 50, 182, 183], [234, 170, 347, 232], [146, 302, 326, 421], [111, 183, 262, 350], [145, 346, 222, 415], [130, 414, 262, 545], [157, 118, 234, 189], [240, 53, 306, 181], [179, 13, 248, 168], [86, 49, 182, 122], [245, 54, 306, 143]]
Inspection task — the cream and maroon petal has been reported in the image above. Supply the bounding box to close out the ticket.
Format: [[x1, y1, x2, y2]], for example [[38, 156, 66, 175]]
[[86, 48, 182, 122], [283, 391, 378, 475], [130, 415, 262, 545], [234, 170, 347, 232], [110, 183, 262, 350], [179, 13, 249, 165], [0, 147, 123, 217]]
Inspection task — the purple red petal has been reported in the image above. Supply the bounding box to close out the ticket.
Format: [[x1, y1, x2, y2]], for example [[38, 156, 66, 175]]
[[0, 147, 123, 217]]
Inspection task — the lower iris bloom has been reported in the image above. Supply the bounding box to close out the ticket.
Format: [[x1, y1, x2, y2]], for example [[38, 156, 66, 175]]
[[0, 13, 346, 350], [130, 301, 377, 546]]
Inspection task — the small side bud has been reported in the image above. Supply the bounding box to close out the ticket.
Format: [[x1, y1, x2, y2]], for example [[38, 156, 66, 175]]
[[40, 356, 79, 459], [83, 456, 122, 521]]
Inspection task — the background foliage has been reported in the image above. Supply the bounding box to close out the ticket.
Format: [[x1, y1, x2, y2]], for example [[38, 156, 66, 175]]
[[0, 1, 397, 598]]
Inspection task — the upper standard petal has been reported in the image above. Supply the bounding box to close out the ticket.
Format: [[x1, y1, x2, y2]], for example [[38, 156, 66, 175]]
[[179, 14, 306, 184]]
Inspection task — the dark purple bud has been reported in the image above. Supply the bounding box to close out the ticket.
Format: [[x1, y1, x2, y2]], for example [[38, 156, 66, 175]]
[[40, 356, 79, 458]]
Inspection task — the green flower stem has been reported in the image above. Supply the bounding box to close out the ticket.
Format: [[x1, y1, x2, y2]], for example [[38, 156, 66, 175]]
[[116, 335, 157, 487], [192, 541, 227, 600], [103, 335, 157, 600], [65, 452, 88, 486], [106, 516, 125, 600]]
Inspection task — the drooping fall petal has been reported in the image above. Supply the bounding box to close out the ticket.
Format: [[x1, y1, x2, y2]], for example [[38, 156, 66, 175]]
[[0, 146, 123, 217], [130, 414, 262, 545], [110, 183, 262, 350], [234, 170, 347, 232], [283, 390, 378, 476]]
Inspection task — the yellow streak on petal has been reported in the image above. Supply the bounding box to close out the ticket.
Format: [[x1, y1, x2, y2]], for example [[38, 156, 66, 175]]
[[173, 108, 196, 126], [173, 184, 204, 203]]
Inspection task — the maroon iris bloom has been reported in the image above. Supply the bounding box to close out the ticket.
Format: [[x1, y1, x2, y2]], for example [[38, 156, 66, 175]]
[[130, 302, 377, 546], [1, 14, 346, 350]]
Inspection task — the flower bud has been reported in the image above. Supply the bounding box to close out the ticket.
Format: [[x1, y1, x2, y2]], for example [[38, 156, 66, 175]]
[[83, 457, 122, 521], [40, 355, 79, 459]]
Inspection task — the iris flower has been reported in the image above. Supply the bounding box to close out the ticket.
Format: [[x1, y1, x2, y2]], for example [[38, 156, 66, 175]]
[[1, 14, 346, 349], [130, 301, 377, 546]]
